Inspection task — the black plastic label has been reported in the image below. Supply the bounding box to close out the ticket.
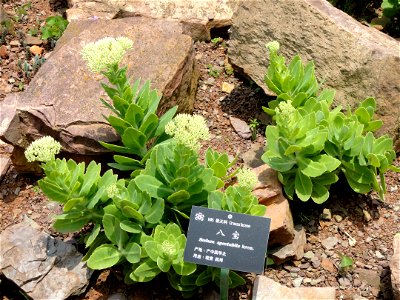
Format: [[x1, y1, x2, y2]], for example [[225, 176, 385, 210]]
[[184, 206, 271, 274]]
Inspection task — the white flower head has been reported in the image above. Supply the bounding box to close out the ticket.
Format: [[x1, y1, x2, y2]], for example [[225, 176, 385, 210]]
[[266, 41, 280, 53], [165, 114, 210, 151], [276, 100, 295, 120], [24, 136, 61, 163], [81, 36, 133, 73], [237, 168, 258, 191]]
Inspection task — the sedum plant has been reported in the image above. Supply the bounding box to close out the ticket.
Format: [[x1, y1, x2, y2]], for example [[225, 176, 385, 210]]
[[262, 41, 399, 203], [25, 36, 267, 297]]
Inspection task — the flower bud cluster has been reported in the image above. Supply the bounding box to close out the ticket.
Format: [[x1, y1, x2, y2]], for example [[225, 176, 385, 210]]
[[237, 168, 258, 191], [165, 114, 210, 151], [24, 136, 61, 162], [81, 37, 133, 73]]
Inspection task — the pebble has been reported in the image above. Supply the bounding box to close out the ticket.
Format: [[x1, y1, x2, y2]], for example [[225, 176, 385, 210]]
[[333, 214, 343, 222], [322, 208, 332, 220], [338, 277, 351, 287], [311, 258, 321, 268], [299, 262, 310, 269], [10, 40, 20, 47], [14, 187, 20, 195], [292, 277, 303, 287], [303, 251, 315, 260], [321, 236, 339, 250], [363, 210, 372, 222], [353, 278, 362, 287], [375, 251, 385, 259]]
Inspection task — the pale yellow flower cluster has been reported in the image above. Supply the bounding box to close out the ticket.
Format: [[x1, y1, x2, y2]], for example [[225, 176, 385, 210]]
[[237, 168, 258, 191], [24, 136, 61, 162], [266, 41, 280, 53], [165, 114, 210, 151], [81, 37, 133, 73]]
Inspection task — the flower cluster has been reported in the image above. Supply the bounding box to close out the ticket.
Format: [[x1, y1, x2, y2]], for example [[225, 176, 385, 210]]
[[165, 114, 210, 151], [237, 168, 258, 191], [24, 136, 61, 163], [266, 41, 280, 53], [81, 37, 133, 73], [276, 100, 296, 126]]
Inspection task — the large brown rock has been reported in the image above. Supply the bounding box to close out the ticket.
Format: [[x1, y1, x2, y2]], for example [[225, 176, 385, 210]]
[[0, 17, 198, 158], [391, 233, 400, 300], [253, 276, 336, 299], [66, 0, 239, 41], [252, 163, 295, 247], [229, 0, 400, 140]]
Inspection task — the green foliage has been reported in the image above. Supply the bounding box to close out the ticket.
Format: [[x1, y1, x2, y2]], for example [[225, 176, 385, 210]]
[[338, 254, 353, 274], [31, 43, 270, 295], [99, 66, 178, 174], [249, 118, 260, 141], [13, 2, 31, 23], [262, 42, 399, 203], [18, 55, 46, 80], [40, 16, 68, 41], [381, 0, 400, 18], [207, 64, 221, 78]]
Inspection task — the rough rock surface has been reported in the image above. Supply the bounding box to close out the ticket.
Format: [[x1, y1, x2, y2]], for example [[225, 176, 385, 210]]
[[0, 17, 198, 158], [391, 233, 400, 300], [253, 276, 336, 299], [228, 0, 400, 140], [252, 163, 295, 246], [229, 116, 251, 139], [269, 225, 306, 264], [0, 220, 92, 300], [67, 0, 239, 41]]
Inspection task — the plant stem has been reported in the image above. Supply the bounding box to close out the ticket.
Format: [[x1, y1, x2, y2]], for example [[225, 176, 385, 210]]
[[220, 268, 229, 300]]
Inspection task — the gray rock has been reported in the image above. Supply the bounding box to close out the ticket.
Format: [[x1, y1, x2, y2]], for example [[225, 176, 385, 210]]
[[270, 225, 306, 264], [390, 233, 400, 300], [242, 142, 264, 168], [357, 269, 381, 289], [0, 17, 199, 165], [293, 277, 303, 287], [25, 35, 43, 46], [0, 220, 92, 300], [321, 236, 339, 250], [228, 0, 400, 143], [67, 0, 239, 41], [229, 116, 252, 139], [253, 276, 336, 299], [304, 251, 315, 260]]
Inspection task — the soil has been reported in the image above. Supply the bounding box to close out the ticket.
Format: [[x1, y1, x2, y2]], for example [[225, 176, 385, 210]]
[[0, 1, 399, 300]]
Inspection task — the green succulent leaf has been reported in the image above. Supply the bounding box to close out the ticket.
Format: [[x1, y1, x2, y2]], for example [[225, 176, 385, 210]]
[[87, 244, 122, 270]]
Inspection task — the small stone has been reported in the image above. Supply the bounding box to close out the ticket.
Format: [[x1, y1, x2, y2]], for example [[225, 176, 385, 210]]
[[375, 251, 385, 259], [322, 208, 332, 220], [10, 40, 20, 47], [321, 237, 339, 250], [303, 251, 315, 260], [311, 258, 321, 268], [321, 258, 336, 272], [229, 116, 252, 139], [303, 278, 311, 284], [338, 277, 351, 287], [333, 214, 343, 222], [25, 35, 43, 46], [357, 269, 381, 289], [363, 210, 372, 222], [300, 262, 310, 269], [292, 277, 303, 287], [353, 278, 362, 287], [14, 187, 20, 195], [221, 82, 234, 93], [107, 293, 128, 300], [206, 77, 215, 85], [0, 45, 8, 58], [291, 267, 300, 273], [30, 45, 44, 56]]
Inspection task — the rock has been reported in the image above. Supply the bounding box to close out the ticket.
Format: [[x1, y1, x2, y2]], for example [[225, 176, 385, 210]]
[[9, 40, 20, 47], [25, 35, 43, 46], [67, 0, 239, 41], [107, 293, 128, 300], [363, 210, 372, 222], [253, 276, 336, 299], [321, 237, 339, 250], [0, 6, 11, 24], [0, 154, 11, 180], [270, 225, 306, 264], [321, 258, 336, 273], [242, 142, 264, 168], [293, 277, 303, 287], [0, 45, 8, 59], [253, 165, 295, 247], [0, 17, 199, 161], [228, 0, 400, 141], [322, 208, 332, 220], [221, 82, 235, 93], [229, 116, 252, 139], [338, 277, 351, 287], [333, 214, 343, 223], [29, 45, 44, 56], [304, 251, 315, 260], [0, 220, 92, 300], [311, 257, 321, 268], [357, 269, 381, 289], [391, 233, 400, 300]]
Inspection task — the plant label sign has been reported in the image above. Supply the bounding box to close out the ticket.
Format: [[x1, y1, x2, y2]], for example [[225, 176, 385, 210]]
[[184, 206, 271, 274]]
